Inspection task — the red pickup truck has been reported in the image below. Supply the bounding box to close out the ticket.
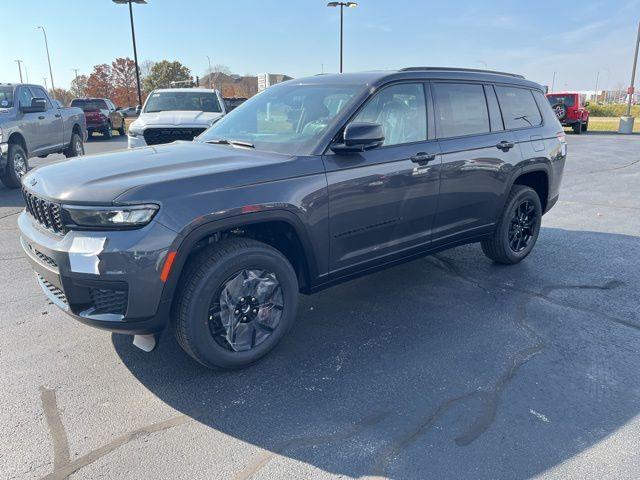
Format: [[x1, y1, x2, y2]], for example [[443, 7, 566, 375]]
[[70, 98, 126, 139], [545, 92, 590, 134]]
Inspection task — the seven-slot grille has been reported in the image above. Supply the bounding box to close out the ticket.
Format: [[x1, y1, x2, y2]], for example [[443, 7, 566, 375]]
[[143, 127, 207, 146], [22, 188, 66, 234]]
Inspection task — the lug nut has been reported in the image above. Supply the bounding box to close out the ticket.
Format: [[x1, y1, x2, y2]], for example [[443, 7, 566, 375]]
[[234, 309, 240, 315], [253, 308, 258, 314], [242, 316, 248, 322]]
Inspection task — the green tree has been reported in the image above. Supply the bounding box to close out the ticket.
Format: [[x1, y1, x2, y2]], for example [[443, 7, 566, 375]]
[[143, 60, 192, 91]]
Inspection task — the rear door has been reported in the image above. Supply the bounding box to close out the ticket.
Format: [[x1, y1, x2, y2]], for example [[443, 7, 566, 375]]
[[30, 86, 64, 150], [324, 82, 441, 276], [431, 82, 522, 246]]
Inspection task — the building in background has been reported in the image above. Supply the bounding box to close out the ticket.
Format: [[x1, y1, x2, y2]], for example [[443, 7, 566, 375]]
[[257, 73, 293, 92]]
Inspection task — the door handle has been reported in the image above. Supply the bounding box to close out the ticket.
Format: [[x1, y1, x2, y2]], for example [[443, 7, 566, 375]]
[[410, 152, 436, 165], [38, 115, 45, 120], [496, 141, 515, 152]]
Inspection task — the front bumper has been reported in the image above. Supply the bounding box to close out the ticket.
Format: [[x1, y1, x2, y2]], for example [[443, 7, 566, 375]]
[[18, 211, 179, 334], [128, 134, 147, 149]]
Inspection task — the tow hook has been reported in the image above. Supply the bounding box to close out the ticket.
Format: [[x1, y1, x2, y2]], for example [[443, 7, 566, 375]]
[[133, 334, 158, 352]]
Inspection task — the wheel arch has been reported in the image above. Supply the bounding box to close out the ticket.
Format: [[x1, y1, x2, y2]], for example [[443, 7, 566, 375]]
[[7, 132, 28, 157], [160, 210, 318, 310], [510, 167, 550, 213]]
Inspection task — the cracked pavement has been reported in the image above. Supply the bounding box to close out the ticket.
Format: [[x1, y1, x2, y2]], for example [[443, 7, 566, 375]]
[[1, 133, 639, 479]]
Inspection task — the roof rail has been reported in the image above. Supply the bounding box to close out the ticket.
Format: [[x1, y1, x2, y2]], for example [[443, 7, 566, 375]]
[[398, 67, 524, 79]]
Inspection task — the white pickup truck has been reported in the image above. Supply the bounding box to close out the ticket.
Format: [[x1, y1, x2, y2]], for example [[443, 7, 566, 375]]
[[127, 88, 226, 148], [0, 83, 86, 188]]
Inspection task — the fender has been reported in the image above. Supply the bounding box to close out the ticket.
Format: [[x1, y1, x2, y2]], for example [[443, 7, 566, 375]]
[[158, 209, 322, 309], [502, 160, 551, 207]]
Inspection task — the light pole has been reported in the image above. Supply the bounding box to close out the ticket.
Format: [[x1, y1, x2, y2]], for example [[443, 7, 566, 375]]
[[619, 20, 640, 133], [37, 26, 55, 97], [327, 2, 357, 73], [43, 78, 48, 90], [206, 55, 213, 89], [551, 71, 556, 92], [72, 68, 79, 82], [594, 71, 600, 104], [113, 0, 146, 107], [14, 60, 23, 83]]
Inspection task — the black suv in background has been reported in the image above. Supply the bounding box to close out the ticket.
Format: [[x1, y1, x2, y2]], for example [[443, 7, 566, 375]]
[[19, 68, 566, 369]]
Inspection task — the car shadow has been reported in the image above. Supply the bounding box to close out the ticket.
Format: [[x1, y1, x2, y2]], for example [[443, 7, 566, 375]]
[[112, 226, 637, 478]]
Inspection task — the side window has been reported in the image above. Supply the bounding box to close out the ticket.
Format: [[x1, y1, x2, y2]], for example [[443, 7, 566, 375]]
[[484, 85, 504, 132], [495, 86, 542, 129], [30, 87, 52, 110], [353, 83, 427, 147], [432, 83, 490, 138], [18, 87, 34, 108]]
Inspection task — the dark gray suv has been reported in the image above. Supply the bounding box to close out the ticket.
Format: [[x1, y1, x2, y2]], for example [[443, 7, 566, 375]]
[[19, 68, 566, 369]]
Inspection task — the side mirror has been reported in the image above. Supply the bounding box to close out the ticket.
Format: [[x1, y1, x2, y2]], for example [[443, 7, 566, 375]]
[[135, 105, 141, 115], [331, 122, 385, 154], [21, 98, 47, 114]]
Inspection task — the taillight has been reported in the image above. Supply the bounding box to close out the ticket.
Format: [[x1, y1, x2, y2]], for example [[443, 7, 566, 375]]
[[556, 132, 566, 143]]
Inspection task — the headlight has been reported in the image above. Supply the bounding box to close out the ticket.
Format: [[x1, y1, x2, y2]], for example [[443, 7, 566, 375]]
[[128, 125, 143, 137], [63, 204, 159, 229]]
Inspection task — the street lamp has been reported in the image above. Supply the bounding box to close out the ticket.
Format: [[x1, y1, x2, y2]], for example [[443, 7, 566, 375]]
[[14, 60, 24, 83], [36, 26, 55, 97], [113, 0, 146, 107], [206, 55, 213, 89], [327, 1, 358, 73]]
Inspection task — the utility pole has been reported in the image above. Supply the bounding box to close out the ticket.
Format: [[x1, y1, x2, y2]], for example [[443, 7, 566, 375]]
[[43, 78, 48, 90], [72, 68, 79, 82], [15, 60, 24, 83], [594, 71, 600, 103], [551, 71, 556, 93], [206, 56, 213, 89]]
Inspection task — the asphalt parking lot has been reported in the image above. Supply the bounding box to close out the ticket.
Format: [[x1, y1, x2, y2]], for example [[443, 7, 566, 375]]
[[1, 133, 639, 480]]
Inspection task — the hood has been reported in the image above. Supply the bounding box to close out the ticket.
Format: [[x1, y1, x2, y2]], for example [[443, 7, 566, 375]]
[[133, 110, 223, 128], [22, 141, 295, 204]]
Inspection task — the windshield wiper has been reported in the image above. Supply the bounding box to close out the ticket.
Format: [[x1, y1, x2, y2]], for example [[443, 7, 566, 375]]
[[514, 115, 533, 126], [205, 138, 254, 148]]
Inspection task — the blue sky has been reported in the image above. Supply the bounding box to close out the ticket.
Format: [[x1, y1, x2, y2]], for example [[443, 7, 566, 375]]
[[2, 0, 638, 92]]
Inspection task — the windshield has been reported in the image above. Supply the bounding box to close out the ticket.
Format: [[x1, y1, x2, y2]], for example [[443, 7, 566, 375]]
[[199, 83, 362, 155], [71, 99, 108, 111], [144, 91, 222, 113], [546, 94, 575, 107], [0, 86, 14, 108]]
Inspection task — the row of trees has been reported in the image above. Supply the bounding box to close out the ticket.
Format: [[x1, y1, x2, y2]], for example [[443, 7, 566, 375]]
[[54, 58, 195, 107]]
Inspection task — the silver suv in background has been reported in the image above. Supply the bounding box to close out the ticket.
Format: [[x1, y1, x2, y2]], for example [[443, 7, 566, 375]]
[[0, 83, 86, 188], [127, 88, 226, 148]]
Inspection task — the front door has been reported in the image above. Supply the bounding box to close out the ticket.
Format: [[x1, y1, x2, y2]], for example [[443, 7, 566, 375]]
[[30, 86, 63, 151], [324, 82, 441, 276]]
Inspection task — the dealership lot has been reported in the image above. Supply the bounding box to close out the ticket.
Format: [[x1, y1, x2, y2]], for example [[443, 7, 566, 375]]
[[1, 134, 639, 479]]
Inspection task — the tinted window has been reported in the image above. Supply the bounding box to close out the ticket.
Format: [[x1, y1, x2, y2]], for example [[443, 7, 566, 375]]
[[0, 86, 14, 108], [30, 87, 52, 109], [71, 99, 108, 111], [433, 83, 489, 138], [353, 83, 427, 146], [546, 94, 575, 107], [495, 86, 542, 129], [18, 87, 34, 108], [484, 85, 504, 132]]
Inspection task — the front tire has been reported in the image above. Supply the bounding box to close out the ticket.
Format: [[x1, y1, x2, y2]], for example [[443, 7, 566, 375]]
[[118, 117, 126, 136], [173, 238, 299, 369], [481, 185, 542, 265], [63, 132, 84, 158], [0, 143, 29, 189]]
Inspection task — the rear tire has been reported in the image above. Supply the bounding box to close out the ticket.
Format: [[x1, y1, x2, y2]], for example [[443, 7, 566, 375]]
[[481, 185, 542, 265], [582, 119, 588, 132], [63, 132, 84, 158], [0, 143, 28, 189], [572, 122, 582, 134], [118, 118, 126, 136], [103, 122, 113, 139], [173, 238, 299, 369]]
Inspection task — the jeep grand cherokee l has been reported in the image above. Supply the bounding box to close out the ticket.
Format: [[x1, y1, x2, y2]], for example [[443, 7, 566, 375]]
[[19, 68, 566, 369]]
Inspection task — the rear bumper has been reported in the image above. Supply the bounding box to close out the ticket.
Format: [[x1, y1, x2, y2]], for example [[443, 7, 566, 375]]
[[18, 211, 179, 335], [560, 119, 580, 126]]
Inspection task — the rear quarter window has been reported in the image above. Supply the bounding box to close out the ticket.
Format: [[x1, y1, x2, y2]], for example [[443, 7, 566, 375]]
[[495, 86, 542, 129]]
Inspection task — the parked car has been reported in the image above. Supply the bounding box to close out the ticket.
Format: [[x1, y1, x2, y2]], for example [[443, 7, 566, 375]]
[[120, 106, 139, 118], [545, 92, 589, 134], [127, 88, 226, 148], [19, 68, 566, 369], [0, 83, 86, 188], [70, 98, 126, 139], [224, 97, 247, 112]]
